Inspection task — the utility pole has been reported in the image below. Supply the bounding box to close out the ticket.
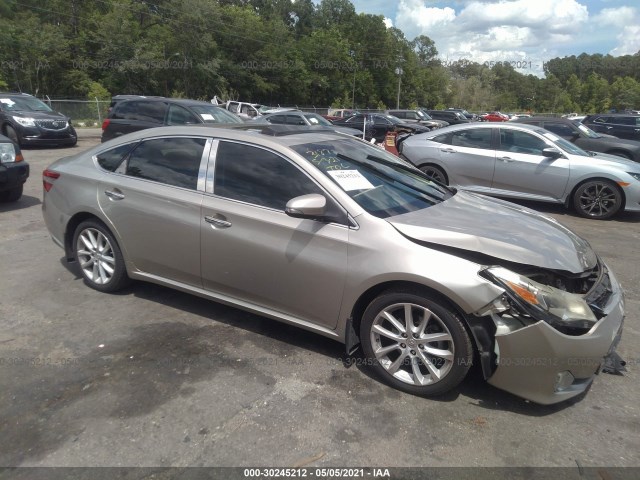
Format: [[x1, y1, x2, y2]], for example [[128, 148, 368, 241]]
[[350, 49, 356, 109], [395, 66, 403, 109]]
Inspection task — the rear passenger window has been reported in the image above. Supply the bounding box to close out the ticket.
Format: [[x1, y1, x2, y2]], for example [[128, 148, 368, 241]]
[[95, 143, 137, 172], [544, 123, 576, 138], [450, 129, 493, 149], [125, 137, 206, 189]]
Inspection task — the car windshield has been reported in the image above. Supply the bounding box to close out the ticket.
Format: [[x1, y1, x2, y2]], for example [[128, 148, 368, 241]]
[[418, 111, 433, 120], [538, 129, 590, 156], [0, 96, 53, 112], [190, 105, 243, 123], [383, 114, 403, 123], [303, 113, 332, 126], [577, 123, 601, 138], [291, 139, 453, 219]]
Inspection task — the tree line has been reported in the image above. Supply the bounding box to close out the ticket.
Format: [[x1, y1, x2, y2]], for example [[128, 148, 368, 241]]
[[0, 0, 639, 113]]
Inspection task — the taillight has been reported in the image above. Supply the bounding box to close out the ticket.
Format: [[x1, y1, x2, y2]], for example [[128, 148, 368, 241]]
[[101, 119, 110, 131], [43, 169, 60, 192]]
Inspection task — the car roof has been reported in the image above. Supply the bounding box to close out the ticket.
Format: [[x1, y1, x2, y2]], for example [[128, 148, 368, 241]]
[[98, 124, 352, 150], [0, 92, 35, 98], [513, 116, 574, 123], [425, 122, 542, 134], [114, 97, 221, 108]]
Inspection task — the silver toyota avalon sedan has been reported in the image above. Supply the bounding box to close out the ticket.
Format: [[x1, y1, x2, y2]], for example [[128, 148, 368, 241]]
[[42, 125, 625, 405], [400, 122, 640, 220]]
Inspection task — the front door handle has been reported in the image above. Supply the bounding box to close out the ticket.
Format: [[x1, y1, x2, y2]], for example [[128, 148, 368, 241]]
[[498, 156, 514, 162], [204, 215, 232, 229], [440, 148, 457, 153], [105, 189, 125, 200]]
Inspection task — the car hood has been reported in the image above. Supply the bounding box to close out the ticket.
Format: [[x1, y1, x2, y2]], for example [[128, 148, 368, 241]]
[[590, 135, 640, 148], [10, 109, 69, 120], [583, 151, 640, 168], [387, 191, 597, 274], [332, 126, 364, 136]]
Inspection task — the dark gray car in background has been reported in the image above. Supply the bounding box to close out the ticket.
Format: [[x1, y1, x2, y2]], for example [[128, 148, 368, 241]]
[[515, 116, 640, 162], [101, 98, 243, 142]]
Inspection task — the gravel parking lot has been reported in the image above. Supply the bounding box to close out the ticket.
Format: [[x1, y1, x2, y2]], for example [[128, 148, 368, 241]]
[[1, 129, 639, 472]]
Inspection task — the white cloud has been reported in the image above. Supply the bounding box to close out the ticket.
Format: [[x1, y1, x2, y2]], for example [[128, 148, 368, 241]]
[[610, 25, 640, 55], [592, 7, 640, 55], [395, 0, 590, 76], [383, 17, 393, 28]]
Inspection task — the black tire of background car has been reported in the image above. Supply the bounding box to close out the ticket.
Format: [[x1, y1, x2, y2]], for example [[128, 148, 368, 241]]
[[419, 164, 448, 185], [4, 125, 20, 146], [572, 179, 623, 220]]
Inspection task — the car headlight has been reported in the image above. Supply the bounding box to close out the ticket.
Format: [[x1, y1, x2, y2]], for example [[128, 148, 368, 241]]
[[627, 172, 640, 181], [0, 143, 16, 163], [13, 116, 36, 127], [481, 266, 597, 331]]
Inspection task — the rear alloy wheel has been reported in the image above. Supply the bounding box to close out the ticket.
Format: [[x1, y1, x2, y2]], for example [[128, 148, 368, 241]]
[[73, 220, 130, 292], [420, 165, 447, 185], [573, 180, 622, 219], [5, 125, 20, 146], [360, 291, 472, 397]]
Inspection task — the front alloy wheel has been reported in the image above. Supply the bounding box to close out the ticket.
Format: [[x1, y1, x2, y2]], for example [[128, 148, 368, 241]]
[[73, 220, 130, 292], [573, 180, 622, 219], [360, 291, 472, 396]]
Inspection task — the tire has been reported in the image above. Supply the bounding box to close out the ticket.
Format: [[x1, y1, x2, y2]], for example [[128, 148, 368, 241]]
[[0, 185, 23, 202], [5, 125, 20, 146], [360, 290, 473, 397], [419, 164, 448, 185], [67, 127, 78, 147], [73, 219, 130, 292], [572, 179, 623, 220]]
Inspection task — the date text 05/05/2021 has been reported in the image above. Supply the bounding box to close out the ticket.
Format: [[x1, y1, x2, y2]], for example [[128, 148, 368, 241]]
[[243, 468, 391, 478]]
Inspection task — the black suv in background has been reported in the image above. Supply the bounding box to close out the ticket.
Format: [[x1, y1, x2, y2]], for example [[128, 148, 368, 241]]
[[101, 98, 243, 142], [514, 116, 640, 161], [0, 133, 29, 202], [583, 113, 640, 141], [0, 93, 77, 147], [423, 110, 470, 125]]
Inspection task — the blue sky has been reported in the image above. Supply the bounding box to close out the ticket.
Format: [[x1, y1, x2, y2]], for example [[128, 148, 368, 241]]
[[347, 0, 640, 76]]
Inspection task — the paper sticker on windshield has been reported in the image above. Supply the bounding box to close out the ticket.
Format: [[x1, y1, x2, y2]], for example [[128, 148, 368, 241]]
[[328, 170, 374, 191], [0, 98, 15, 106], [200, 113, 214, 120]]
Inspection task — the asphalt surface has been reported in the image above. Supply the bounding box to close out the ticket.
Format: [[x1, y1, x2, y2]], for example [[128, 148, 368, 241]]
[[0, 128, 639, 470]]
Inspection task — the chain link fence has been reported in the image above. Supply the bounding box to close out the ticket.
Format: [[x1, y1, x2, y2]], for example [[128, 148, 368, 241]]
[[42, 98, 110, 127]]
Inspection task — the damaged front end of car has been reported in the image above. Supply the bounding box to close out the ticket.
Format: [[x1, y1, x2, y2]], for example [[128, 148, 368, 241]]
[[471, 259, 625, 404]]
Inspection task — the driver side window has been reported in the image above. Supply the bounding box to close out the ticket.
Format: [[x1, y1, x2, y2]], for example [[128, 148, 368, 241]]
[[214, 141, 324, 210], [498, 130, 548, 155]]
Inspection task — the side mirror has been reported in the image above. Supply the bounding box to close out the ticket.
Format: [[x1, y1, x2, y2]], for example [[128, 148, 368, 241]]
[[285, 194, 327, 219], [542, 147, 563, 159]]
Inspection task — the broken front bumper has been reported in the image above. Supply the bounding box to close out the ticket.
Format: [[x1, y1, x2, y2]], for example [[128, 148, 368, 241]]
[[486, 272, 624, 405]]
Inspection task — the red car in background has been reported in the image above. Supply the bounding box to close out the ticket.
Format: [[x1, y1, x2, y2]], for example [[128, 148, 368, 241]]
[[322, 109, 359, 122], [480, 111, 509, 122]]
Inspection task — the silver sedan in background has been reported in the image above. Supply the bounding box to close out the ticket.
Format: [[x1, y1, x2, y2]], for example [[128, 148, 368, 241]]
[[401, 123, 640, 219], [42, 125, 624, 404]]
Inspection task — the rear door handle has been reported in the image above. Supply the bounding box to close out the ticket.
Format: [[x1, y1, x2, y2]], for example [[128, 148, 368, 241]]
[[204, 215, 232, 229], [440, 148, 457, 153], [498, 156, 514, 162], [105, 189, 125, 200]]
